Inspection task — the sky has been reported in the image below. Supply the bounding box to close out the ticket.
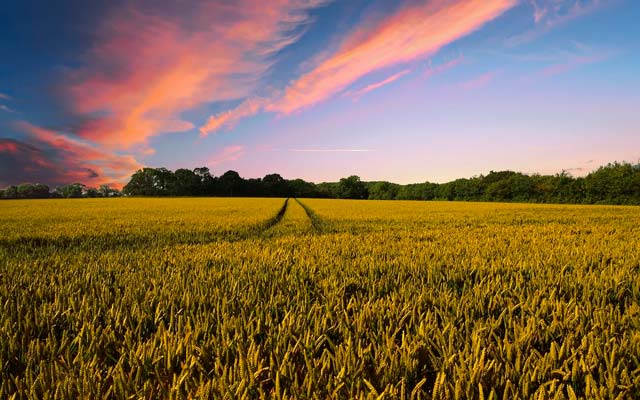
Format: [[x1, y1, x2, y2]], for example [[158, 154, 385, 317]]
[[0, 0, 639, 188]]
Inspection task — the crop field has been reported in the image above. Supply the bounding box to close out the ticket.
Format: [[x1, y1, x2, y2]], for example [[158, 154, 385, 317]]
[[1, 198, 640, 399]]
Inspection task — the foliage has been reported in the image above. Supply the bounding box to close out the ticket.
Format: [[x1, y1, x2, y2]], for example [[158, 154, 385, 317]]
[[0, 183, 49, 199], [3, 161, 640, 205], [1, 198, 639, 398], [0, 182, 120, 199], [337, 175, 369, 199]]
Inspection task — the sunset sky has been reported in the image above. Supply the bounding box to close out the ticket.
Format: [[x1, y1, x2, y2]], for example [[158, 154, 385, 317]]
[[0, 0, 638, 188]]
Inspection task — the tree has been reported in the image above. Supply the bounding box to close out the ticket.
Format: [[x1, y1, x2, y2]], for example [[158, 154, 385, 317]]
[[262, 173, 289, 197], [315, 182, 338, 198], [99, 184, 121, 197], [170, 168, 200, 196], [337, 175, 368, 199], [288, 179, 318, 198], [3, 186, 18, 199], [16, 183, 50, 199], [194, 167, 216, 195], [218, 170, 244, 196], [85, 187, 100, 198], [584, 162, 640, 204], [368, 181, 399, 200], [55, 183, 85, 198], [123, 168, 174, 196]]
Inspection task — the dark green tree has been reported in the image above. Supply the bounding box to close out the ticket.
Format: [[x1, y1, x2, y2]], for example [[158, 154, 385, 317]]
[[123, 168, 174, 196], [262, 174, 289, 197], [170, 169, 200, 196], [218, 170, 244, 197], [337, 175, 368, 199], [368, 181, 399, 200]]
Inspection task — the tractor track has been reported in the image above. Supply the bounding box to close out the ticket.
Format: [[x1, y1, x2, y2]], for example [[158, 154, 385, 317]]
[[294, 198, 330, 234]]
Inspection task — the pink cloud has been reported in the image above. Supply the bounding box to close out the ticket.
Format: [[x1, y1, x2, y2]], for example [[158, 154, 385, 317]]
[[200, 97, 267, 137], [344, 69, 411, 100], [65, 1, 326, 149], [458, 71, 498, 90], [209, 145, 245, 166], [268, 0, 516, 114], [13, 121, 142, 187], [197, 0, 515, 133], [0, 140, 19, 153]]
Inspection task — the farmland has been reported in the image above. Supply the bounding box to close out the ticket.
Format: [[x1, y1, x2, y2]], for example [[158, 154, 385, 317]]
[[1, 198, 639, 399]]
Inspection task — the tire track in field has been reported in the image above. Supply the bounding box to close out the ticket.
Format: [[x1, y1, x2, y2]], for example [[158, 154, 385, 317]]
[[294, 198, 332, 234], [259, 198, 289, 232]]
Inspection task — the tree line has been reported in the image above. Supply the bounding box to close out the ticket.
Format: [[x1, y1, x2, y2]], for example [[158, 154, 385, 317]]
[[2, 161, 640, 205], [0, 183, 121, 199]]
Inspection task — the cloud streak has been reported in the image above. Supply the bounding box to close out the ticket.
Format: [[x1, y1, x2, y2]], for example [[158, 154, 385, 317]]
[[541, 52, 610, 76], [344, 69, 411, 100], [458, 71, 498, 90], [200, 97, 267, 137], [424, 55, 465, 79], [209, 145, 245, 166]]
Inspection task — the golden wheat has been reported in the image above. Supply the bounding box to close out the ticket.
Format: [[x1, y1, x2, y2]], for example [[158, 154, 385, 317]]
[[1, 198, 639, 399]]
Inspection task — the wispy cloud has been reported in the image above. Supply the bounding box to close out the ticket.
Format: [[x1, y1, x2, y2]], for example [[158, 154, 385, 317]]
[[458, 71, 498, 90], [542, 56, 606, 76], [541, 51, 611, 76], [0, 92, 15, 113], [503, 39, 614, 81], [209, 145, 245, 165], [198, 0, 516, 134], [200, 97, 267, 137], [269, 0, 516, 114], [343, 69, 411, 100], [64, 1, 327, 149], [509, 0, 609, 46], [424, 55, 465, 79]]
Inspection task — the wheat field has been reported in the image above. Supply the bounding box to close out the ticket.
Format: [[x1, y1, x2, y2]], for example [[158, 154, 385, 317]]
[[1, 198, 639, 399]]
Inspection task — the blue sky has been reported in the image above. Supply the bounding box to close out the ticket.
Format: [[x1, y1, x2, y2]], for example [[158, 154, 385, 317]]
[[1, 0, 638, 187]]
